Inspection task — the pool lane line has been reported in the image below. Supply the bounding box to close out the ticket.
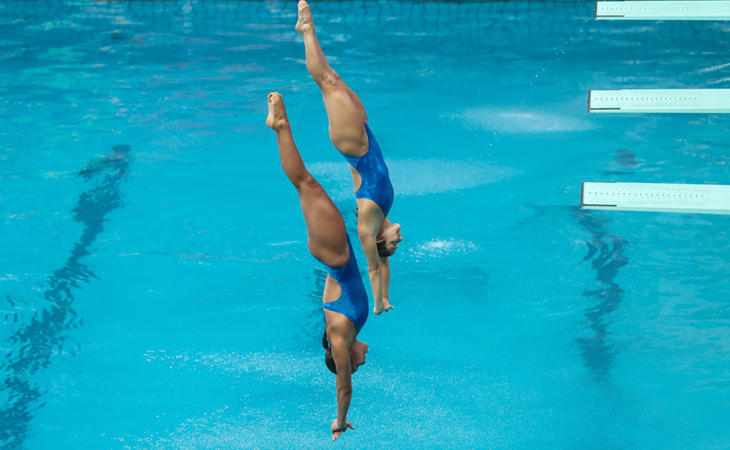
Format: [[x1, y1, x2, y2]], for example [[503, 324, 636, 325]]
[[596, 1, 730, 21], [0, 145, 131, 448], [588, 89, 730, 114]]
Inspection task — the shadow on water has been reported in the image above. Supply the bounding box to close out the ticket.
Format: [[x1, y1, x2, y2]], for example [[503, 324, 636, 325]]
[[305, 266, 328, 343], [0, 145, 131, 448], [574, 148, 633, 384], [574, 209, 628, 385]]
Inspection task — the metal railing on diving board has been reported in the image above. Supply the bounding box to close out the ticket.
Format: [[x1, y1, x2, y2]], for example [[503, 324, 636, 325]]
[[596, 1, 730, 21], [588, 89, 730, 113], [581, 182, 730, 215]]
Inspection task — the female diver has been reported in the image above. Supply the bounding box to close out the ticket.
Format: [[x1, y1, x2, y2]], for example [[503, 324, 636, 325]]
[[296, 0, 403, 315], [267, 92, 368, 441]]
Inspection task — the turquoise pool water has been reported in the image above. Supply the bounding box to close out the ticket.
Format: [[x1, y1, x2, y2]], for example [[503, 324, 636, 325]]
[[2, 1, 730, 448]]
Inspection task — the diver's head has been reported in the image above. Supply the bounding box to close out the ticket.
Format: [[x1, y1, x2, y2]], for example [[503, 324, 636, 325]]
[[323, 333, 369, 374], [376, 221, 402, 257]]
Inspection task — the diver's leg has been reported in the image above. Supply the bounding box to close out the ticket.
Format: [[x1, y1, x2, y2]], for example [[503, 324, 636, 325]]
[[296, 0, 368, 156], [266, 92, 349, 267], [342, 83, 368, 123]]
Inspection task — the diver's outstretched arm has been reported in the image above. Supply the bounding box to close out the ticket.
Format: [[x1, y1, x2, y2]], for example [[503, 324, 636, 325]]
[[381, 256, 392, 310], [357, 204, 386, 314], [325, 324, 356, 441]]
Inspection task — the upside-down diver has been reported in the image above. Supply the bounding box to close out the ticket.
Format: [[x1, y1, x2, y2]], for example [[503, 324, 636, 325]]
[[267, 92, 369, 441], [296, 0, 403, 315]]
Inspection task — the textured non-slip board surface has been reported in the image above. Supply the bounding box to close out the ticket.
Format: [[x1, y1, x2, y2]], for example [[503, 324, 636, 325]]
[[581, 182, 730, 214], [589, 89, 730, 113], [596, 1, 730, 20]]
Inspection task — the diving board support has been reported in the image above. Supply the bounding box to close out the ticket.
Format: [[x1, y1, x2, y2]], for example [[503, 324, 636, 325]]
[[588, 89, 730, 113], [581, 182, 730, 215], [596, 1, 730, 20]]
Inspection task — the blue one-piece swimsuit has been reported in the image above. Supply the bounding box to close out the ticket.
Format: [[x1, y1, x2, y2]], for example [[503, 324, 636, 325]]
[[343, 122, 394, 217], [322, 236, 369, 333]]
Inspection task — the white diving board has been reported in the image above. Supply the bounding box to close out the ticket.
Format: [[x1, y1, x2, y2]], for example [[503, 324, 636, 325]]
[[581, 182, 730, 215], [596, 1, 730, 20], [588, 89, 730, 113]]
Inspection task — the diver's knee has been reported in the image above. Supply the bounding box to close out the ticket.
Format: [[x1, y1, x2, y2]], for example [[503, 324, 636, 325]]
[[297, 172, 321, 190], [320, 70, 342, 90]]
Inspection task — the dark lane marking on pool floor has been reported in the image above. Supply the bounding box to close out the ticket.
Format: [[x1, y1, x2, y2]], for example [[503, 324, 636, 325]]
[[0, 145, 131, 448]]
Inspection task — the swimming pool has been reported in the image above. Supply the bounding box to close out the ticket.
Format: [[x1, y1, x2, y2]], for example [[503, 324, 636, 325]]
[[2, 0, 730, 447]]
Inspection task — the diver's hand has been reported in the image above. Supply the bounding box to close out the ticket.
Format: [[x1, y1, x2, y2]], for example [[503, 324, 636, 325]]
[[331, 419, 354, 440]]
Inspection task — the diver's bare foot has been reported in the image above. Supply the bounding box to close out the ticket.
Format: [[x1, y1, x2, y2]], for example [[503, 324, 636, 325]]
[[266, 92, 289, 131], [373, 302, 393, 315], [295, 0, 314, 34]]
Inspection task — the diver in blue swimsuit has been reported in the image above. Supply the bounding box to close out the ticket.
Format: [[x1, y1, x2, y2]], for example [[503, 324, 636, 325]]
[[322, 236, 369, 333], [267, 92, 368, 441], [297, 0, 403, 316], [343, 122, 394, 217]]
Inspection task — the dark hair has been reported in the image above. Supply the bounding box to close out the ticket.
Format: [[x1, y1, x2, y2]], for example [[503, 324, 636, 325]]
[[377, 240, 397, 258], [322, 331, 337, 374]]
